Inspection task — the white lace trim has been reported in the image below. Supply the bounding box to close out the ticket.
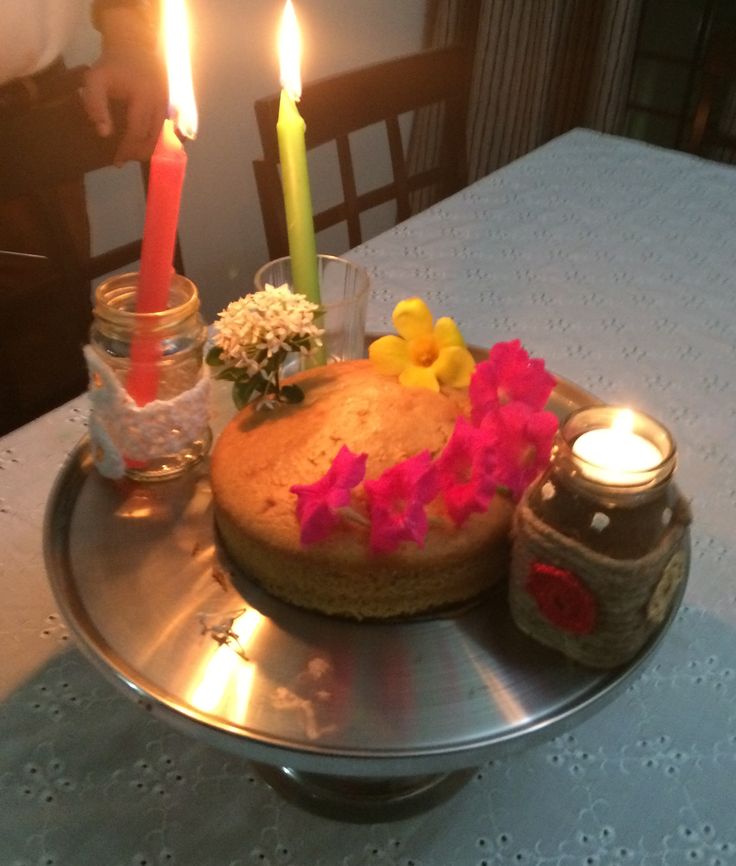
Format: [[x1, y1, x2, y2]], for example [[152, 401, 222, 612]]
[[84, 346, 211, 479]]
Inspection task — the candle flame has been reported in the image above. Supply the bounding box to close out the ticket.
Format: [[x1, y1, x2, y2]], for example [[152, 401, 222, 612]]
[[279, 0, 302, 101], [612, 408, 635, 434], [162, 0, 198, 139]]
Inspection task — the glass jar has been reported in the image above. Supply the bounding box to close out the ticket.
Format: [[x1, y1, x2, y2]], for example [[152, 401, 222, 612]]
[[527, 405, 678, 559], [87, 272, 211, 481], [508, 405, 691, 669]]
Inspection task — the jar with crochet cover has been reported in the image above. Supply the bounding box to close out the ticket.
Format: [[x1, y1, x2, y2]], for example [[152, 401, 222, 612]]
[[509, 405, 691, 669], [85, 272, 211, 481]]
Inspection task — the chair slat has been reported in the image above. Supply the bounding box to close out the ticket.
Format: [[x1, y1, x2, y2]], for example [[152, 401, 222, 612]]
[[386, 117, 411, 223], [0, 65, 185, 433], [335, 135, 362, 249], [253, 43, 473, 259]]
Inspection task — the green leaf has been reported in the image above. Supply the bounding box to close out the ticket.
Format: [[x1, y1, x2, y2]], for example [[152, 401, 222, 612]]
[[290, 336, 315, 352], [232, 377, 262, 410], [280, 384, 304, 404], [206, 346, 224, 366], [216, 367, 243, 381]]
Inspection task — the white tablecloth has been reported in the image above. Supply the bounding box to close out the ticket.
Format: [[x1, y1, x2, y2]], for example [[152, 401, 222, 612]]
[[2, 129, 735, 865]]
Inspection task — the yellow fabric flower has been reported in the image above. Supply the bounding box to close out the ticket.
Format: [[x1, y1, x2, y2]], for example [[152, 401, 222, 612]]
[[369, 298, 475, 391]]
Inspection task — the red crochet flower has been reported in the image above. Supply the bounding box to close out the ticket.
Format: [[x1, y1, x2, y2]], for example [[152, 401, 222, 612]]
[[436, 416, 497, 526], [480, 401, 558, 502], [290, 445, 367, 545], [525, 562, 597, 635], [469, 339, 556, 425], [364, 450, 439, 554]]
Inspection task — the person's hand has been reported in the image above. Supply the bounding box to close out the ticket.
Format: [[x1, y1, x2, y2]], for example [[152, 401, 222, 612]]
[[81, 10, 168, 166], [82, 43, 167, 166]]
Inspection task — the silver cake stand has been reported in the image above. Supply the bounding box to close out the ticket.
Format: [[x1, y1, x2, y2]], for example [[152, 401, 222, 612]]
[[43, 376, 687, 822]]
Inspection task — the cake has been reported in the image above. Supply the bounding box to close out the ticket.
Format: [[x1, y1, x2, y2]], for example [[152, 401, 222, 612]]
[[211, 359, 515, 619]]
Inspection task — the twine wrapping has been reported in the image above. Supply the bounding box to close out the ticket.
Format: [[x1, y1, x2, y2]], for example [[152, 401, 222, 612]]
[[509, 491, 692, 669]]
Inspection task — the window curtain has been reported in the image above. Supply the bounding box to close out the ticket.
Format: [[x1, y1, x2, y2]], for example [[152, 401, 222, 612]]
[[700, 23, 736, 164], [413, 0, 643, 187]]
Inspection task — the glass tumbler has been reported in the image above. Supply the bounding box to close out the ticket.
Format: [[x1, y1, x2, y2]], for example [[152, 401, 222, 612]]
[[253, 254, 370, 366]]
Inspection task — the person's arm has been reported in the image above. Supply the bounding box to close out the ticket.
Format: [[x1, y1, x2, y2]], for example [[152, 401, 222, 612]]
[[81, 0, 168, 166]]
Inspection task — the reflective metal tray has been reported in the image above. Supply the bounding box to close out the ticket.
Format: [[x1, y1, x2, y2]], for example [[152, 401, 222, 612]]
[[43, 375, 685, 780]]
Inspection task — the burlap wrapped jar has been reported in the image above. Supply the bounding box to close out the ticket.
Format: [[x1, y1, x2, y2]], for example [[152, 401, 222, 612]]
[[508, 405, 692, 669], [509, 492, 691, 668]]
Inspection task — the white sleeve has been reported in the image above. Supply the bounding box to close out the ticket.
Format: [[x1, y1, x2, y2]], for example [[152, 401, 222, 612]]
[[0, 0, 82, 86]]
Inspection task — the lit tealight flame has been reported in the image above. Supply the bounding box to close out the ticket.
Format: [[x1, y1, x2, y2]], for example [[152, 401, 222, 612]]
[[162, 0, 198, 139], [279, 0, 302, 101], [612, 408, 635, 434], [572, 406, 663, 479]]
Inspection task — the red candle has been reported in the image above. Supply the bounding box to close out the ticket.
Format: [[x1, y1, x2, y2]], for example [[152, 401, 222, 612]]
[[125, 120, 187, 406], [126, 0, 197, 407], [136, 119, 186, 314]]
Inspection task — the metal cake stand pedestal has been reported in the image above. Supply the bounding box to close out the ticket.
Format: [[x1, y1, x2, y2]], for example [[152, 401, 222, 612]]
[[43, 378, 687, 822]]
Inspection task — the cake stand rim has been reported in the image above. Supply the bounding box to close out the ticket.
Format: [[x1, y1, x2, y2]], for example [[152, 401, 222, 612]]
[[42, 368, 687, 778]]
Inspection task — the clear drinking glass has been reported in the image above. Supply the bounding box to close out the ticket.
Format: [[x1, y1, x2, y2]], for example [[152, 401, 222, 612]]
[[253, 254, 370, 365]]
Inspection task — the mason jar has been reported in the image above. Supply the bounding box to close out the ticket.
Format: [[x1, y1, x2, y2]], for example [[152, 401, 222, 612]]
[[526, 405, 679, 559], [87, 272, 211, 481], [509, 405, 691, 669]]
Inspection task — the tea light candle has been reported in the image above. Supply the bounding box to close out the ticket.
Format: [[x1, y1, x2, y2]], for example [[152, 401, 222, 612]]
[[572, 409, 663, 485]]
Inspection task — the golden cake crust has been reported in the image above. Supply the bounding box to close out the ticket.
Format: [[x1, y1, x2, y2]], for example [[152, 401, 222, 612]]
[[211, 360, 513, 618]]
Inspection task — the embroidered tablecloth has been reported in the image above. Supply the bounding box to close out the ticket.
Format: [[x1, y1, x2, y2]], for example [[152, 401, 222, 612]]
[[1, 129, 735, 865]]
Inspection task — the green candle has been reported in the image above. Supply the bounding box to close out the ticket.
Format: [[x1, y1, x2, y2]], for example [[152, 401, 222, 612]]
[[277, 0, 320, 305]]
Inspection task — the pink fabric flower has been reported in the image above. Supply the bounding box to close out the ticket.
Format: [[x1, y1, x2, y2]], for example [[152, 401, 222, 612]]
[[364, 451, 439, 554], [470, 339, 556, 425], [290, 445, 367, 545], [481, 401, 558, 501], [436, 417, 497, 526]]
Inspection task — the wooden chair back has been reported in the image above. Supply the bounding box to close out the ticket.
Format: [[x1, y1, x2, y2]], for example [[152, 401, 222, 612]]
[[0, 65, 184, 434], [252, 44, 473, 259]]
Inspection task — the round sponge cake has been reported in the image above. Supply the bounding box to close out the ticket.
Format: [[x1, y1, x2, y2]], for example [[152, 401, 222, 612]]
[[211, 359, 513, 619]]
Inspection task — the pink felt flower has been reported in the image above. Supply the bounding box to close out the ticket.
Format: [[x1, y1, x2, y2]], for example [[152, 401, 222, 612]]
[[436, 416, 497, 526], [526, 562, 597, 635], [470, 339, 556, 425], [364, 451, 439, 554], [290, 445, 367, 545], [480, 401, 558, 501]]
